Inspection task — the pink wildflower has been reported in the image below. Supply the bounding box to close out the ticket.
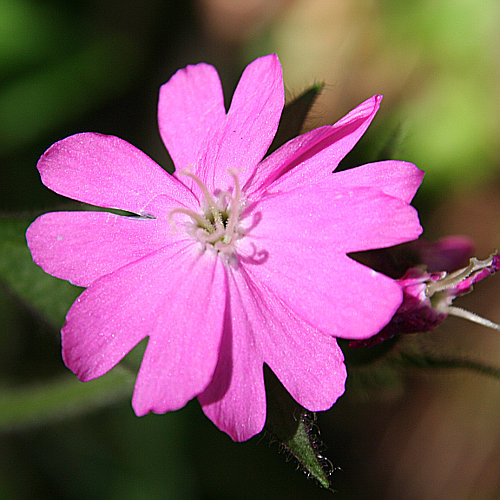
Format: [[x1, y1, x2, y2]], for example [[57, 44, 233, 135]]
[[26, 55, 423, 441], [351, 252, 500, 348]]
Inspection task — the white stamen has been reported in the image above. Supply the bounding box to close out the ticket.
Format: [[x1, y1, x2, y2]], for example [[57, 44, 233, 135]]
[[425, 253, 500, 332], [168, 207, 211, 232], [169, 169, 245, 255], [427, 256, 496, 296], [224, 169, 242, 239], [446, 306, 500, 331], [179, 170, 223, 226]]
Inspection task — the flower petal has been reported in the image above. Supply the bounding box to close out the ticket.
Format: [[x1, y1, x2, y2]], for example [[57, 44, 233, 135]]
[[236, 268, 346, 411], [158, 62, 226, 172], [37, 133, 193, 214], [245, 95, 382, 197], [132, 249, 227, 415], [198, 271, 266, 442], [247, 184, 422, 254], [26, 211, 181, 287], [199, 263, 348, 441], [196, 54, 284, 192], [63, 241, 226, 417], [330, 161, 424, 203], [240, 240, 404, 340]]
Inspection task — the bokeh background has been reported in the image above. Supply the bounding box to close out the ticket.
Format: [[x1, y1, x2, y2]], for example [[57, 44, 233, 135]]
[[1, 0, 500, 498]]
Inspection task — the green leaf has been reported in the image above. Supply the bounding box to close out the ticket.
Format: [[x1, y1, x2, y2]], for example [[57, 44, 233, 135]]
[[264, 368, 332, 490], [268, 83, 324, 154], [0, 216, 82, 327], [0, 368, 134, 432]]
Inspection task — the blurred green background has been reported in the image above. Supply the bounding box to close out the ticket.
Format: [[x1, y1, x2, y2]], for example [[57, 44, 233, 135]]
[[1, 0, 500, 498]]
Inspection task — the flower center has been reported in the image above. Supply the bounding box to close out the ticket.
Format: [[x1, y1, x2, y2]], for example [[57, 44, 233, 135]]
[[169, 169, 244, 255]]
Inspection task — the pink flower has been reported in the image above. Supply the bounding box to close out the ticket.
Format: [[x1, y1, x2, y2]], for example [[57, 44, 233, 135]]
[[26, 55, 423, 441], [351, 252, 500, 349]]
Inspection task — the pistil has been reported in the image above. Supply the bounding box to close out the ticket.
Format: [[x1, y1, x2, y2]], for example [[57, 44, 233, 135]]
[[168, 169, 245, 255]]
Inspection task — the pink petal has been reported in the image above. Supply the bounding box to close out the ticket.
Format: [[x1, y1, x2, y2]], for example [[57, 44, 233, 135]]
[[330, 161, 424, 203], [26, 211, 181, 287], [235, 269, 346, 412], [198, 272, 266, 442], [245, 95, 382, 197], [132, 250, 227, 415], [158, 62, 226, 172], [200, 265, 348, 441], [240, 240, 404, 341], [247, 184, 422, 254], [63, 241, 226, 417], [195, 54, 284, 193], [38, 133, 194, 214]]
